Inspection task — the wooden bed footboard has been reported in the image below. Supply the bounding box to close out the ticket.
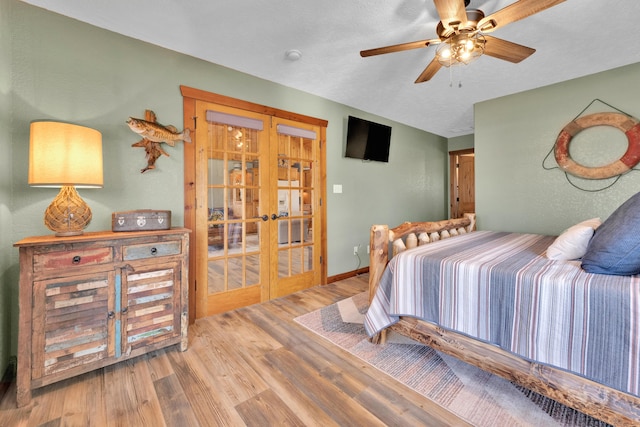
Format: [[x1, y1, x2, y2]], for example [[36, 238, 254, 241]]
[[368, 212, 476, 302], [366, 213, 640, 425]]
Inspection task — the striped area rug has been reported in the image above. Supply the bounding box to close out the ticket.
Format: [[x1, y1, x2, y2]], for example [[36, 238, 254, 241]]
[[294, 292, 610, 427]]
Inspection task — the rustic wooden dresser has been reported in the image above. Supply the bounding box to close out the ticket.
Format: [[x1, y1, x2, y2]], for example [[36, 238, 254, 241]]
[[14, 228, 190, 407]]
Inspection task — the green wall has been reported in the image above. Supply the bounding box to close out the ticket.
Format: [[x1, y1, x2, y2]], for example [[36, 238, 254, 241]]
[[447, 134, 474, 152], [1, 0, 14, 376], [476, 62, 640, 234], [3, 0, 448, 374]]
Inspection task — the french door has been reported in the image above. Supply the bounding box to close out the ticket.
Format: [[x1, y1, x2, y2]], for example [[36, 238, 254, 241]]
[[184, 92, 326, 319], [269, 117, 321, 299]]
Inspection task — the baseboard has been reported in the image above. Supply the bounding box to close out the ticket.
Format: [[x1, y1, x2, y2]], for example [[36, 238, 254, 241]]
[[327, 267, 369, 284]]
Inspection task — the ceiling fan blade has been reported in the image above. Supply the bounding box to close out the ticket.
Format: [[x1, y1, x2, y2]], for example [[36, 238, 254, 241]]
[[415, 58, 443, 83], [360, 39, 439, 57], [478, 0, 566, 33], [483, 35, 536, 63], [433, 0, 468, 29]]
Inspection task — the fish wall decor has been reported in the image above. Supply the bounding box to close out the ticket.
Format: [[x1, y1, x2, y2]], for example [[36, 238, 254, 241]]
[[127, 110, 191, 173]]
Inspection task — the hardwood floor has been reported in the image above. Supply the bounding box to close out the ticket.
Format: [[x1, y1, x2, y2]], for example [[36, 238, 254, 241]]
[[0, 274, 470, 426]]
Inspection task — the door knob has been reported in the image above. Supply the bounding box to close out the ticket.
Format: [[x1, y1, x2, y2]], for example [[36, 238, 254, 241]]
[[271, 213, 280, 220], [255, 215, 268, 221]]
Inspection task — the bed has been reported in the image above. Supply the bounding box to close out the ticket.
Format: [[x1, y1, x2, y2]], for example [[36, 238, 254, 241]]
[[366, 212, 640, 426]]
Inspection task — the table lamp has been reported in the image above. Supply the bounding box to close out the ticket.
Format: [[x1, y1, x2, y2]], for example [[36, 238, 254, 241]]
[[28, 121, 104, 236]]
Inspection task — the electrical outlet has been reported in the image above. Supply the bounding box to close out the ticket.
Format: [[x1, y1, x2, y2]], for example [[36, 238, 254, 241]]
[[353, 245, 358, 255]]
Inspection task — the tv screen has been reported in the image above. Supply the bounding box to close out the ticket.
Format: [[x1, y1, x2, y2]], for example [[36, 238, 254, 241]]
[[344, 116, 391, 162]]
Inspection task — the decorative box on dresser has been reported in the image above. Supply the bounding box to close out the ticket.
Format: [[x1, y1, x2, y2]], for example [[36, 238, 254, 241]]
[[13, 228, 190, 407]]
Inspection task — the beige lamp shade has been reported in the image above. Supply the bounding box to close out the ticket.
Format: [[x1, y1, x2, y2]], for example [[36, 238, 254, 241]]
[[29, 121, 103, 187], [28, 121, 103, 236]]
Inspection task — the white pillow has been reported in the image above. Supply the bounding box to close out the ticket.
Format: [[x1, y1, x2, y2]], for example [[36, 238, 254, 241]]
[[546, 218, 601, 261]]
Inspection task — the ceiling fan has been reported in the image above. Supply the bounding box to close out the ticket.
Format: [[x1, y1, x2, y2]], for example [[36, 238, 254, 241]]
[[360, 0, 566, 83]]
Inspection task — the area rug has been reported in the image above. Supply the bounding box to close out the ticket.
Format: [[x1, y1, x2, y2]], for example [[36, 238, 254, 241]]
[[294, 292, 610, 427]]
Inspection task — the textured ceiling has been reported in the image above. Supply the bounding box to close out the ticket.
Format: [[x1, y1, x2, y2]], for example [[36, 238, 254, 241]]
[[19, 0, 640, 137]]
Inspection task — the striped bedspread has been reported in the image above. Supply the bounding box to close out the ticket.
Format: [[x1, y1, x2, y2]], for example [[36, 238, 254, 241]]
[[364, 230, 640, 397]]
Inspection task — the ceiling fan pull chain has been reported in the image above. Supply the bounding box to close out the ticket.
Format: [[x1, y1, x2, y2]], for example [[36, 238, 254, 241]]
[[447, 67, 463, 88]]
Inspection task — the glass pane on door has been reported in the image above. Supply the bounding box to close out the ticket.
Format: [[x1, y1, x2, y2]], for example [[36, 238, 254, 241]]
[[275, 126, 315, 279], [206, 120, 262, 297]]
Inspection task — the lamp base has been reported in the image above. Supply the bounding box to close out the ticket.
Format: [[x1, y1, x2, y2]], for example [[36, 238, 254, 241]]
[[44, 186, 93, 236], [53, 230, 85, 237]]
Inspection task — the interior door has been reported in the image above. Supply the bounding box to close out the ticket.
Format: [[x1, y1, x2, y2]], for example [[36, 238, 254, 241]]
[[458, 153, 475, 216], [192, 101, 323, 317], [269, 118, 321, 298], [449, 149, 475, 218], [194, 102, 270, 316]]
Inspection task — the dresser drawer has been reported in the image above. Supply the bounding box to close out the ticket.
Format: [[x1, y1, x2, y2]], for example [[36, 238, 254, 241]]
[[123, 240, 181, 261], [33, 247, 114, 274]]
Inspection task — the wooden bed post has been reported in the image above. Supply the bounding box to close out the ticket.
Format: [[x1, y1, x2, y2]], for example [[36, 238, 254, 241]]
[[369, 224, 389, 304], [463, 212, 476, 231], [368, 224, 389, 344]]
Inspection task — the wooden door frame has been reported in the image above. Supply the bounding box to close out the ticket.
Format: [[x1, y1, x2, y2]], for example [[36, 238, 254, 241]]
[[181, 85, 328, 323], [449, 148, 474, 219]]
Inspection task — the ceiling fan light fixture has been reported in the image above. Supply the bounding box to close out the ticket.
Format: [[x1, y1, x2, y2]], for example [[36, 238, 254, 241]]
[[464, 39, 474, 50], [440, 47, 452, 59], [436, 33, 485, 67]]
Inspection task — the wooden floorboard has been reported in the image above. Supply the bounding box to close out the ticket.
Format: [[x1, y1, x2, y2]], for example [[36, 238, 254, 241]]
[[0, 274, 471, 426]]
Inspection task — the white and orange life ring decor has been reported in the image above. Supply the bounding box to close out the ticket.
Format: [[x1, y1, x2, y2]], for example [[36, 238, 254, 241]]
[[554, 112, 640, 180]]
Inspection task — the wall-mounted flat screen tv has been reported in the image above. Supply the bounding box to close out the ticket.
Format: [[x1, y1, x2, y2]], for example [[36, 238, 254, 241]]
[[344, 115, 392, 162]]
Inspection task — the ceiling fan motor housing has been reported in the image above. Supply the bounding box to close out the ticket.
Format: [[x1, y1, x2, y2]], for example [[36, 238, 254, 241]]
[[437, 9, 485, 39]]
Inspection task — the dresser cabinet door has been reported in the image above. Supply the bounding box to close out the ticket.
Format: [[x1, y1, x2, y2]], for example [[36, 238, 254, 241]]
[[120, 262, 181, 354], [31, 271, 115, 380]]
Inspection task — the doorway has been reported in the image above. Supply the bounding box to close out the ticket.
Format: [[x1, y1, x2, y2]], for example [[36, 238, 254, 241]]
[[182, 87, 327, 319], [449, 149, 475, 218]]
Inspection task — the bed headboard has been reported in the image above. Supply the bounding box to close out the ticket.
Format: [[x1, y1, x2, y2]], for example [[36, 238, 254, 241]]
[[368, 213, 476, 301]]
